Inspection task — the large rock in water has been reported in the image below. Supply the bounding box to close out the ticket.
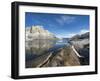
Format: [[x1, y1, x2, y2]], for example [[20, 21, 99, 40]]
[[42, 46, 80, 67], [26, 25, 56, 41], [26, 46, 80, 68]]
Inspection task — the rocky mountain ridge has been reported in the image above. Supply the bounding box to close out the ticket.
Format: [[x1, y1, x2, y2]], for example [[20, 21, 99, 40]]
[[26, 25, 56, 41], [70, 32, 89, 41]]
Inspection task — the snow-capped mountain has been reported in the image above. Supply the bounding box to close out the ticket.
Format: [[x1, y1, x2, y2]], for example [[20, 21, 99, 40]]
[[26, 25, 56, 41]]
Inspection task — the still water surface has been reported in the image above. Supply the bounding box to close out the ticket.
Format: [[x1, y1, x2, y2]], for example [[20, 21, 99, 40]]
[[25, 39, 68, 61]]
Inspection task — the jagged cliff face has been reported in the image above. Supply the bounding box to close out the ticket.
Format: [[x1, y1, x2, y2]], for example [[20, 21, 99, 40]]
[[26, 25, 56, 41]]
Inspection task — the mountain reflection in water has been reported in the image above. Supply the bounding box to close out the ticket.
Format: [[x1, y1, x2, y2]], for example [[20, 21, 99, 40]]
[[25, 39, 68, 61]]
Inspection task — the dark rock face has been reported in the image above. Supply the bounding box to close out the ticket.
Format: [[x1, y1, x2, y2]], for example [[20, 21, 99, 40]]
[[78, 46, 89, 65]]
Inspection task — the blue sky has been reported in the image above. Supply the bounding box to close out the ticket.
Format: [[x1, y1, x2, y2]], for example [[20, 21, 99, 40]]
[[25, 12, 89, 38]]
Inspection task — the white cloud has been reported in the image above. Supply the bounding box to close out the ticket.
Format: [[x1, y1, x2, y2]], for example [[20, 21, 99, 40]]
[[66, 33, 77, 38], [79, 29, 89, 35], [56, 32, 77, 38], [56, 16, 76, 25]]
